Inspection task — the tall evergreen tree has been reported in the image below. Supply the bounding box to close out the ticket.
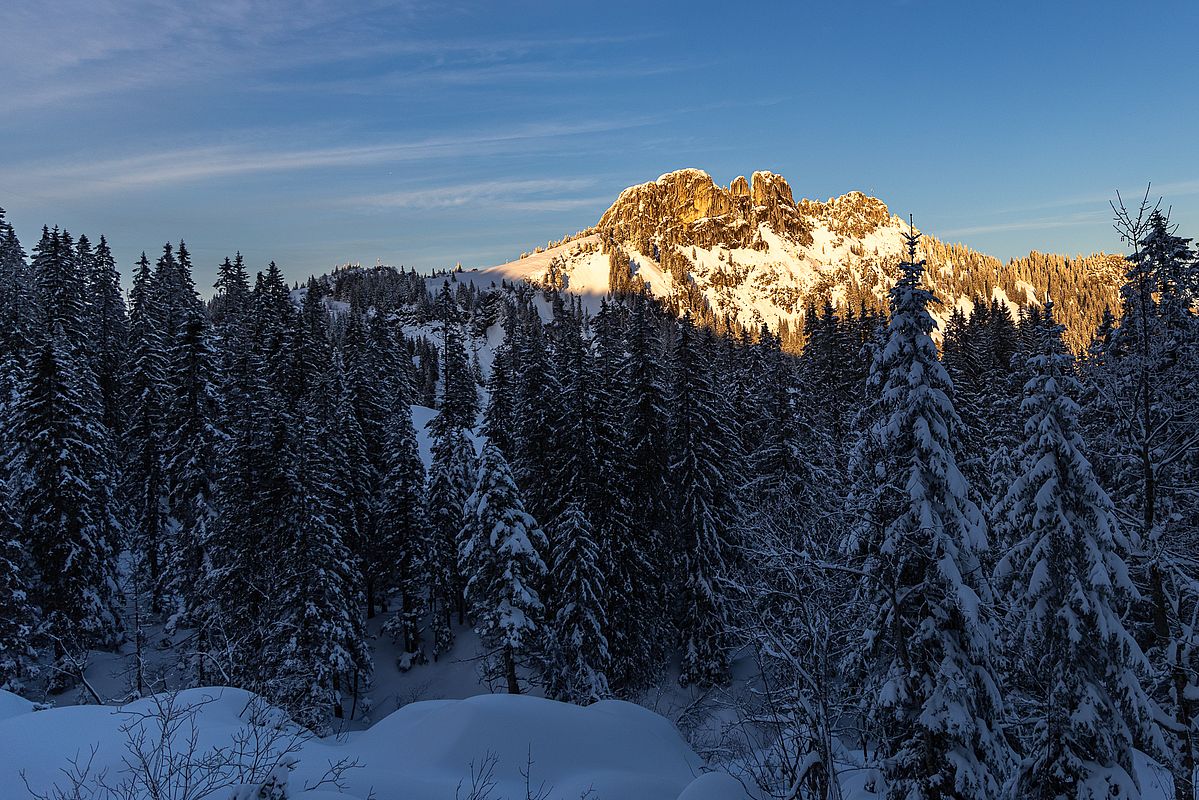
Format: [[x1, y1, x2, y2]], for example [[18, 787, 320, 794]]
[[847, 228, 1010, 800], [0, 478, 36, 691], [162, 306, 221, 626], [608, 297, 673, 691], [545, 502, 611, 705], [482, 300, 518, 457], [433, 282, 479, 430], [0, 209, 34, 365], [995, 302, 1160, 799], [1086, 206, 1199, 799], [210, 252, 251, 326], [83, 236, 128, 438], [11, 327, 121, 656], [670, 314, 740, 689], [425, 421, 475, 654], [511, 305, 560, 523], [460, 443, 547, 694], [123, 252, 170, 612], [378, 396, 429, 660], [265, 394, 369, 732]]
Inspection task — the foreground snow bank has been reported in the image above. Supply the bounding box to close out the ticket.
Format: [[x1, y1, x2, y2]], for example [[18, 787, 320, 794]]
[[0, 690, 34, 722], [1, 688, 742, 800]]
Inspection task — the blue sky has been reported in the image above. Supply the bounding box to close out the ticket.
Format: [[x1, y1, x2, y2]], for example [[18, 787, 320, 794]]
[[2, 0, 1197, 290]]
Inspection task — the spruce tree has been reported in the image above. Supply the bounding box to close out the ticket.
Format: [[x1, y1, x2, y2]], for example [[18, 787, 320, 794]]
[[460, 443, 547, 694], [995, 302, 1160, 799], [434, 282, 479, 430], [210, 252, 251, 326], [265, 395, 369, 731], [1085, 206, 1199, 799], [162, 306, 221, 626], [610, 297, 673, 691], [670, 314, 740, 689], [847, 228, 1010, 800], [0, 480, 36, 691], [482, 300, 517, 457], [197, 324, 283, 686], [83, 235, 128, 438], [425, 422, 475, 653], [511, 305, 560, 523], [11, 327, 121, 656], [123, 252, 170, 612], [545, 502, 611, 705], [0, 209, 33, 365], [378, 397, 429, 662]]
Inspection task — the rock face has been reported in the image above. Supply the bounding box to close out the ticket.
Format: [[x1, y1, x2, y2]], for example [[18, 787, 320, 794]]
[[597, 168, 817, 251], [799, 191, 892, 240]]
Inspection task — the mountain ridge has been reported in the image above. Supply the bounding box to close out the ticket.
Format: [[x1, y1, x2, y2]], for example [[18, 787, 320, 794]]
[[479, 168, 1125, 351]]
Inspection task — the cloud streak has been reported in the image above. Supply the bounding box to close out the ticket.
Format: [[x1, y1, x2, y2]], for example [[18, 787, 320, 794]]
[[0, 1, 660, 113], [341, 178, 601, 210], [939, 211, 1108, 238], [6, 119, 650, 198], [991, 179, 1199, 217]]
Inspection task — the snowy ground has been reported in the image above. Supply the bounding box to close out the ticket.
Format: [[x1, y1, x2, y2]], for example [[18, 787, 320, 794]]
[[2, 686, 748, 800]]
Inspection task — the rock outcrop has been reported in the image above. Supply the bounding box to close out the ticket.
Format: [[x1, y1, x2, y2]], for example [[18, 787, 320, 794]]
[[597, 169, 816, 251]]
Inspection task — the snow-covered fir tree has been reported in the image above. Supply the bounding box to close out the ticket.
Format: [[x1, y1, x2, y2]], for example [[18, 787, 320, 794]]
[[265, 392, 370, 732], [608, 296, 674, 692], [82, 235, 128, 438], [378, 394, 429, 662], [11, 326, 121, 658], [670, 314, 741, 689], [425, 418, 475, 655], [123, 252, 170, 613], [0, 479, 36, 691], [460, 442, 547, 694], [433, 281, 479, 430], [847, 228, 1011, 800], [545, 502, 611, 705], [995, 301, 1161, 799], [1084, 205, 1199, 799], [162, 305, 221, 627]]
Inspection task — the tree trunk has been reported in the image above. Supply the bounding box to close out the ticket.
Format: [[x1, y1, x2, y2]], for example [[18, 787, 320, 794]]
[[504, 647, 520, 694]]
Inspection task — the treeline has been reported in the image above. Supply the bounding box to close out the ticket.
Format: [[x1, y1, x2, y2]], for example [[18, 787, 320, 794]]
[[1, 200, 1198, 799], [602, 225, 1124, 356]]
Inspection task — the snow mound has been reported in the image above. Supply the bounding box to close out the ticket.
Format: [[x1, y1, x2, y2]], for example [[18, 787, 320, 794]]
[[2, 688, 718, 800], [675, 771, 752, 799], [0, 690, 33, 722]]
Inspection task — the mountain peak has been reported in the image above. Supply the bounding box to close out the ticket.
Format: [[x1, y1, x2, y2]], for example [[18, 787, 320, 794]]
[[481, 168, 1118, 352], [598, 168, 812, 250]]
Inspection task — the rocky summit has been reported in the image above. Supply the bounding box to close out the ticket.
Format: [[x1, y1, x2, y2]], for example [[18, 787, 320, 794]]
[[483, 168, 1123, 351]]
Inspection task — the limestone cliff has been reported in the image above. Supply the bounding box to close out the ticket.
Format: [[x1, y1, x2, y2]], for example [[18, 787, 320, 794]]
[[597, 169, 815, 251]]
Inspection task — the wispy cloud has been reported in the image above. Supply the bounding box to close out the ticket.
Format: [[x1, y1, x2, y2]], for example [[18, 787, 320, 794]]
[[5, 119, 650, 198], [338, 178, 611, 213], [992, 179, 1199, 216], [0, 0, 428, 111], [256, 60, 689, 96], [939, 211, 1108, 238], [0, 1, 661, 113]]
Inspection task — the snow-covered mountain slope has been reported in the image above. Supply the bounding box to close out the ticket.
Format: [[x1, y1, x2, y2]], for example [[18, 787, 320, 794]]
[[469, 168, 1124, 348]]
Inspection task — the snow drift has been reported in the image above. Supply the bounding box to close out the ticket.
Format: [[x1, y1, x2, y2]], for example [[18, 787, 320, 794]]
[[1, 687, 743, 800]]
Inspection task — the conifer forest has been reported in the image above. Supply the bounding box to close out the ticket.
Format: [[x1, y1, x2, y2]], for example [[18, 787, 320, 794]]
[[1, 187, 1198, 800]]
